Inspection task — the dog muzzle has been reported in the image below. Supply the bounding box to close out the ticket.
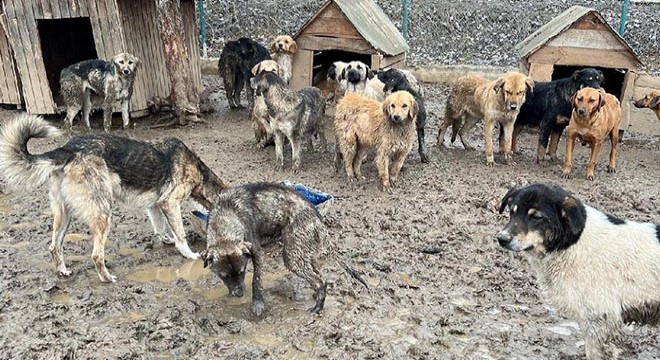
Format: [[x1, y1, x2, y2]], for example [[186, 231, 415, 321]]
[[347, 71, 361, 84], [122, 69, 132, 76]]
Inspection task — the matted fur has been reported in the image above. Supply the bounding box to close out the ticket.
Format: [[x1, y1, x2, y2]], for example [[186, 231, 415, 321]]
[[60, 53, 140, 132], [562, 88, 621, 180], [497, 184, 660, 360], [437, 72, 533, 166], [269, 35, 297, 84], [250, 60, 280, 148], [334, 91, 418, 192], [634, 89, 660, 121], [0, 114, 228, 283], [251, 72, 326, 172]]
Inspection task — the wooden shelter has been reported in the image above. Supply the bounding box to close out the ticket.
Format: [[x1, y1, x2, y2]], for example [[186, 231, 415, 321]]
[[291, 0, 409, 90], [515, 5, 642, 130], [0, 0, 202, 116]]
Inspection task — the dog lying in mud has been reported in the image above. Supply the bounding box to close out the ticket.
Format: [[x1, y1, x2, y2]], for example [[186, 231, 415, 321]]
[[634, 89, 660, 121], [562, 87, 621, 181], [60, 52, 141, 132], [438, 72, 533, 166], [334, 91, 418, 192], [0, 114, 228, 283], [201, 182, 368, 316], [250, 60, 280, 148], [496, 183, 660, 360], [251, 71, 326, 172]]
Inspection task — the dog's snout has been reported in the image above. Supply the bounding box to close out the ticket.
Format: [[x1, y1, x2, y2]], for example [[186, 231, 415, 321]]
[[347, 70, 360, 84], [509, 104, 518, 110], [577, 108, 586, 116], [496, 232, 512, 247], [122, 69, 131, 75], [392, 115, 402, 123], [278, 43, 284, 49]]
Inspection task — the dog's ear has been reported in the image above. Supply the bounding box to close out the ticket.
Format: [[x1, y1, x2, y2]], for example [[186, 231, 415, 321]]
[[571, 70, 580, 81], [493, 78, 505, 94], [366, 66, 375, 80], [525, 77, 534, 93], [598, 92, 606, 109], [498, 187, 520, 214], [340, 68, 347, 81], [238, 242, 253, 258], [382, 97, 391, 117], [289, 40, 298, 54], [650, 95, 660, 109], [559, 196, 586, 236], [597, 70, 605, 82], [269, 38, 278, 53], [251, 63, 261, 76], [570, 92, 578, 108], [408, 98, 419, 122]]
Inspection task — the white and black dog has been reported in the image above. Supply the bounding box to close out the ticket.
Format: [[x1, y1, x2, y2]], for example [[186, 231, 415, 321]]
[[340, 61, 383, 101], [497, 183, 659, 359]]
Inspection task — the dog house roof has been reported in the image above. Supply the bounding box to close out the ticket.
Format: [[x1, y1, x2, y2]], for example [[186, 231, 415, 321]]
[[515, 5, 642, 65], [294, 0, 409, 55]]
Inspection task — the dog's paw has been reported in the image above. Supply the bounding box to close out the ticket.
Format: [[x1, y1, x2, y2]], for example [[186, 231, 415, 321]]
[[59, 269, 72, 277], [561, 172, 571, 179], [607, 166, 616, 174], [586, 174, 595, 181], [100, 274, 117, 283], [486, 159, 495, 167], [420, 153, 430, 163], [252, 300, 265, 317]]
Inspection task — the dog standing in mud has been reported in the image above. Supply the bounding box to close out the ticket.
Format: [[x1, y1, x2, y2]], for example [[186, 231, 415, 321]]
[[334, 91, 418, 192], [562, 87, 621, 180], [437, 72, 533, 166], [202, 182, 367, 316], [634, 89, 660, 120], [269, 35, 297, 84], [496, 183, 660, 360], [218, 37, 270, 109], [251, 72, 326, 172], [0, 114, 228, 283], [60, 53, 141, 132], [250, 60, 280, 148]]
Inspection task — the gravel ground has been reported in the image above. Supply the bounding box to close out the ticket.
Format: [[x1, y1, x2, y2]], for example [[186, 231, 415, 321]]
[[202, 0, 660, 74], [0, 78, 658, 359]]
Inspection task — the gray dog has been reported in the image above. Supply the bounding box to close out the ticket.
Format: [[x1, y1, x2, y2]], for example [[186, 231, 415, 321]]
[[60, 53, 140, 132], [250, 72, 326, 172], [201, 182, 367, 317]]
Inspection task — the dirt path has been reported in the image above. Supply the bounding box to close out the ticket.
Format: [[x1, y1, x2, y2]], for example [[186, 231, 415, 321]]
[[0, 81, 659, 359]]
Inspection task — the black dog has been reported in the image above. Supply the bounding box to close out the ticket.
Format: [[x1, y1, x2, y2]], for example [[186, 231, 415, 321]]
[[380, 70, 429, 163], [512, 68, 604, 163], [218, 38, 270, 109]]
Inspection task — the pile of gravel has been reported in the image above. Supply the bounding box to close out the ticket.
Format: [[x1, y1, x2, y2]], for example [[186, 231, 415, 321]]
[[201, 0, 659, 74]]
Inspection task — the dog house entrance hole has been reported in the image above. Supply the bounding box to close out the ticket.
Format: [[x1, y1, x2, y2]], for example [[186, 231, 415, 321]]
[[552, 65, 625, 100], [312, 50, 372, 85], [38, 17, 98, 106]]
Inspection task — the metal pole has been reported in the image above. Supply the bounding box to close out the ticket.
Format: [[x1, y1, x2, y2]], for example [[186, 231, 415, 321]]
[[198, 0, 208, 57], [619, 0, 630, 36], [402, 0, 409, 40]]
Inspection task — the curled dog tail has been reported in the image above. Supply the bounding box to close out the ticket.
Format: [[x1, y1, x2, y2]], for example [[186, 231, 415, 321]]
[[0, 114, 63, 189]]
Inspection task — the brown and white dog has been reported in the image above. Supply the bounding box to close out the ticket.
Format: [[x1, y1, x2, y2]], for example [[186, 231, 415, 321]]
[[562, 87, 621, 181], [334, 91, 418, 192], [250, 60, 280, 148], [437, 72, 533, 166], [269, 35, 297, 84], [633, 89, 660, 121]]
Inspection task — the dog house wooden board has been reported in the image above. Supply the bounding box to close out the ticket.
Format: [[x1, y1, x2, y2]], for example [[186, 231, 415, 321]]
[[0, 0, 202, 117], [291, 0, 409, 91], [515, 6, 643, 132]]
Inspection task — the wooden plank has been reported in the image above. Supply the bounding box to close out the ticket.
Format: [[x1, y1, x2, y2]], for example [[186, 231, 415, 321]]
[[547, 29, 627, 51], [182, 1, 202, 92], [143, 0, 170, 99], [380, 53, 405, 68], [49, 0, 61, 18], [290, 49, 313, 90], [40, 0, 53, 19], [635, 73, 660, 89], [302, 17, 363, 39], [528, 46, 638, 69], [116, 0, 147, 111], [0, 15, 22, 104], [25, 0, 56, 113], [569, 14, 602, 30], [370, 53, 381, 71], [619, 70, 636, 130], [88, 0, 108, 59], [296, 35, 374, 54], [528, 63, 554, 82], [3, 2, 38, 108]]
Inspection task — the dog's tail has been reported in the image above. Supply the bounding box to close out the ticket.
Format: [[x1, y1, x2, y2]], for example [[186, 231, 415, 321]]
[[446, 103, 462, 144], [0, 114, 63, 190]]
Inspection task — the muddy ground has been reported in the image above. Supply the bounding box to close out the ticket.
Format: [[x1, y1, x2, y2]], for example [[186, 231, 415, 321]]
[[0, 79, 659, 359]]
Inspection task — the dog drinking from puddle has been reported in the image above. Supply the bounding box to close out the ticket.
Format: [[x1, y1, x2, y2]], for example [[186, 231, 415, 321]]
[[562, 87, 621, 180], [497, 183, 660, 360], [201, 183, 367, 316]]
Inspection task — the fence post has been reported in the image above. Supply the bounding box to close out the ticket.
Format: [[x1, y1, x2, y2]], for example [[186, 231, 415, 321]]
[[402, 0, 409, 40], [619, 0, 630, 36], [198, 0, 208, 57]]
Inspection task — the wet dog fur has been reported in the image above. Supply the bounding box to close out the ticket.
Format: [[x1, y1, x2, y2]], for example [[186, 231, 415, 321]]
[[0, 114, 228, 283], [561, 88, 621, 180], [218, 37, 271, 109], [513, 68, 604, 163], [60, 53, 141, 132], [269, 35, 297, 84], [334, 91, 418, 192], [634, 89, 660, 121], [201, 182, 367, 316], [496, 183, 660, 360], [250, 60, 280, 148], [437, 72, 533, 166], [251, 72, 326, 172], [377, 68, 423, 97]]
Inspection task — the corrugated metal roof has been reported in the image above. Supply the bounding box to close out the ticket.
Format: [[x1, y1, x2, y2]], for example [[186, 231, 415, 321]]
[[294, 0, 409, 55], [515, 5, 641, 64]]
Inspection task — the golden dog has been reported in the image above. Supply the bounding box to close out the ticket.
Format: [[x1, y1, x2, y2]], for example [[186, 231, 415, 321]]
[[334, 91, 418, 192], [562, 87, 621, 181], [437, 72, 533, 166], [250, 60, 280, 148], [634, 90, 660, 121], [269, 35, 297, 84]]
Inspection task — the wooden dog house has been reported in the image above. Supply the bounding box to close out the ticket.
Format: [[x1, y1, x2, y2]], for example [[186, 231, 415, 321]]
[[290, 0, 409, 90], [0, 0, 202, 116], [515, 5, 642, 131]]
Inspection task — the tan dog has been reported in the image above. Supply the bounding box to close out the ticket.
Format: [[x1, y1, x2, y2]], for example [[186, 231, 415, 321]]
[[634, 90, 660, 120], [562, 87, 621, 181], [437, 72, 533, 166], [270, 35, 297, 84], [334, 91, 418, 192], [250, 60, 280, 148]]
